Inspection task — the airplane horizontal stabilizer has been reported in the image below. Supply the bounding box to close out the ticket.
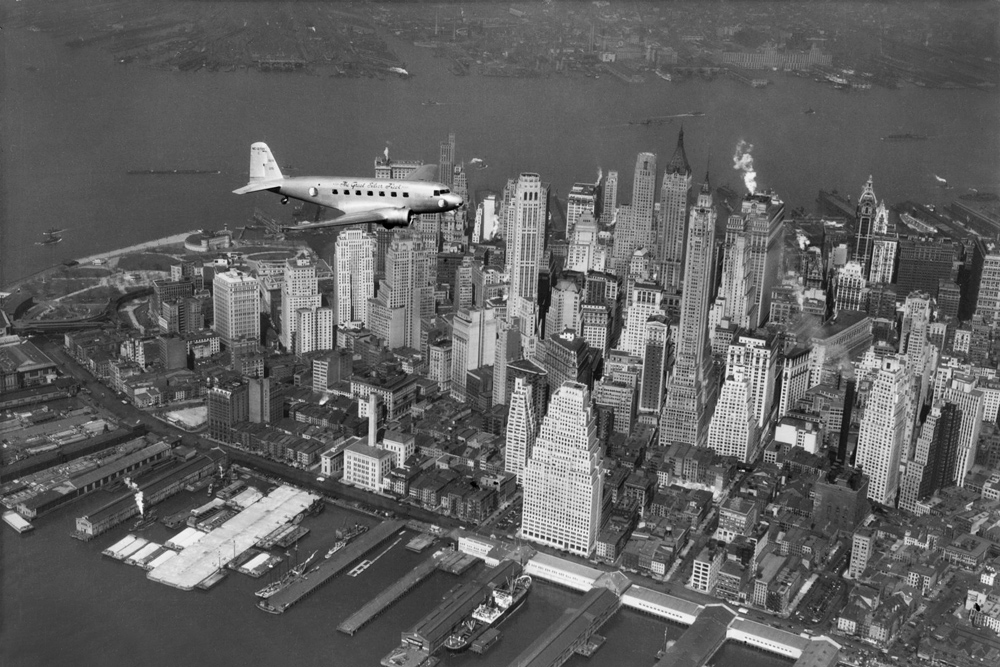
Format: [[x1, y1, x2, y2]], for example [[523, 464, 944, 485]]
[[233, 180, 284, 195]]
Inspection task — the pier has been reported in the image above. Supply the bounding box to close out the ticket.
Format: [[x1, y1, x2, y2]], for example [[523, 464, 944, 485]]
[[338, 552, 442, 636], [504, 587, 620, 667], [258, 520, 404, 614]]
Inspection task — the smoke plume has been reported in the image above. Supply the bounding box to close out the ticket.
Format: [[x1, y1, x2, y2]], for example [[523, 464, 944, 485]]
[[796, 232, 810, 251], [383, 146, 389, 161], [125, 477, 145, 516], [732, 140, 757, 194], [597, 167, 603, 185]]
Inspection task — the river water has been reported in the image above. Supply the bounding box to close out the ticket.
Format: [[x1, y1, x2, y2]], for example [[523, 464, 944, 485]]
[[2, 23, 998, 284], [0, 485, 790, 667], [1, 11, 996, 665]]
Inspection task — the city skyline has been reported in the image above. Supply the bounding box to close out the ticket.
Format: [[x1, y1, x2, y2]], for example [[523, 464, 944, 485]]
[[3, 2, 1000, 667]]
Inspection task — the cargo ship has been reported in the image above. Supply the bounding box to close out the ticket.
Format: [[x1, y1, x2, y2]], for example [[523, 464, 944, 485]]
[[443, 574, 531, 653], [881, 133, 928, 142], [325, 523, 368, 559]]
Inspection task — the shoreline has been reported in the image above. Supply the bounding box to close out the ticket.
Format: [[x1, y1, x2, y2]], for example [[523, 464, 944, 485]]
[[1, 231, 198, 293]]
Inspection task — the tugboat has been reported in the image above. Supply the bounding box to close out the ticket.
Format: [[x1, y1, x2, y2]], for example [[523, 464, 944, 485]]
[[131, 510, 158, 531], [444, 574, 531, 652]]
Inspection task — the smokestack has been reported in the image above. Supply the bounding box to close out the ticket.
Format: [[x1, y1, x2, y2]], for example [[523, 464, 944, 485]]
[[368, 393, 378, 448], [838, 379, 856, 465]]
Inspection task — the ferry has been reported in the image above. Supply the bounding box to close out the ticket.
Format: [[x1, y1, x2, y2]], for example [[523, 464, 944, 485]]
[[444, 574, 531, 652]]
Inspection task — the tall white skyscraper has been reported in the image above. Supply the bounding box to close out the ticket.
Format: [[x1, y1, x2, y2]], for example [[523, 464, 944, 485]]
[[545, 278, 582, 340], [707, 370, 757, 463], [655, 129, 692, 291], [450, 307, 497, 401], [660, 175, 718, 448], [504, 377, 537, 483], [521, 382, 603, 557], [369, 231, 431, 349], [213, 269, 260, 347], [294, 306, 333, 355], [334, 229, 375, 328], [727, 330, 777, 428], [506, 173, 547, 327], [620, 281, 664, 357], [976, 251, 1000, 325], [855, 356, 911, 506], [612, 152, 657, 275], [280, 254, 322, 351]]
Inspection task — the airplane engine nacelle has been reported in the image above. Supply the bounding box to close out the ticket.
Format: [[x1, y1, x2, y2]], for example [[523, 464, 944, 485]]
[[380, 208, 416, 230]]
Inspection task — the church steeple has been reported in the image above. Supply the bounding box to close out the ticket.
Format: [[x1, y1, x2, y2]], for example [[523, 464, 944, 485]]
[[665, 127, 692, 176]]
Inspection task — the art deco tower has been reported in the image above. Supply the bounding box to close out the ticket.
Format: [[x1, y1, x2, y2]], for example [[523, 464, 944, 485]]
[[521, 382, 603, 558], [660, 174, 718, 448], [655, 128, 692, 290]]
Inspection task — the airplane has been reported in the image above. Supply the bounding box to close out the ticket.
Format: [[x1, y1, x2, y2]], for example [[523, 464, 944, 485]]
[[233, 142, 463, 230]]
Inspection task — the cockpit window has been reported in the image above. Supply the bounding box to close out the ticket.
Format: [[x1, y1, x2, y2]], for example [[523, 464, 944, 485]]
[[433, 190, 440, 196]]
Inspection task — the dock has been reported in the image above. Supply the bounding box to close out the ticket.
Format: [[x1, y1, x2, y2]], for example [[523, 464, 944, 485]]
[[338, 552, 442, 635], [504, 587, 620, 667], [258, 519, 403, 614]]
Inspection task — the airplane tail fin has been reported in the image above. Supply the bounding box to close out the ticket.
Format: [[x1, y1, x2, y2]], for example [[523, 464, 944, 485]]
[[234, 142, 285, 194]]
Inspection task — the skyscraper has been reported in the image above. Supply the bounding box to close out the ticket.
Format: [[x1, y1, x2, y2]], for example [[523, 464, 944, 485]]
[[294, 306, 333, 355], [521, 382, 604, 557], [450, 307, 497, 401], [620, 281, 664, 357], [939, 373, 985, 487], [601, 170, 619, 225], [280, 254, 322, 351], [707, 368, 757, 463], [899, 401, 962, 513], [855, 356, 911, 506], [369, 231, 431, 349], [717, 193, 785, 329], [334, 229, 375, 329], [566, 182, 599, 239], [975, 250, 1000, 325], [612, 152, 657, 275], [854, 177, 878, 275], [868, 201, 897, 284], [545, 277, 582, 340], [660, 174, 718, 448], [639, 315, 670, 415], [655, 129, 692, 291], [504, 377, 537, 483], [439, 132, 455, 188], [506, 173, 547, 327], [213, 269, 260, 348]]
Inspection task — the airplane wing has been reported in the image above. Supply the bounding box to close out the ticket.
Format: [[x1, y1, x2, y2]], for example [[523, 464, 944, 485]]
[[407, 164, 438, 182], [286, 208, 405, 230]]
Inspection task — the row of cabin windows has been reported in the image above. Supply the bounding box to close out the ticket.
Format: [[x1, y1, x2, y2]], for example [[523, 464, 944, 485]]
[[321, 188, 450, 198], [330, 189, 410, 198]]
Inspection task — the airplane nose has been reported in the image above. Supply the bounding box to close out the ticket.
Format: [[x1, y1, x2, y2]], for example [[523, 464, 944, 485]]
[[446, 193, 463, 209]]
